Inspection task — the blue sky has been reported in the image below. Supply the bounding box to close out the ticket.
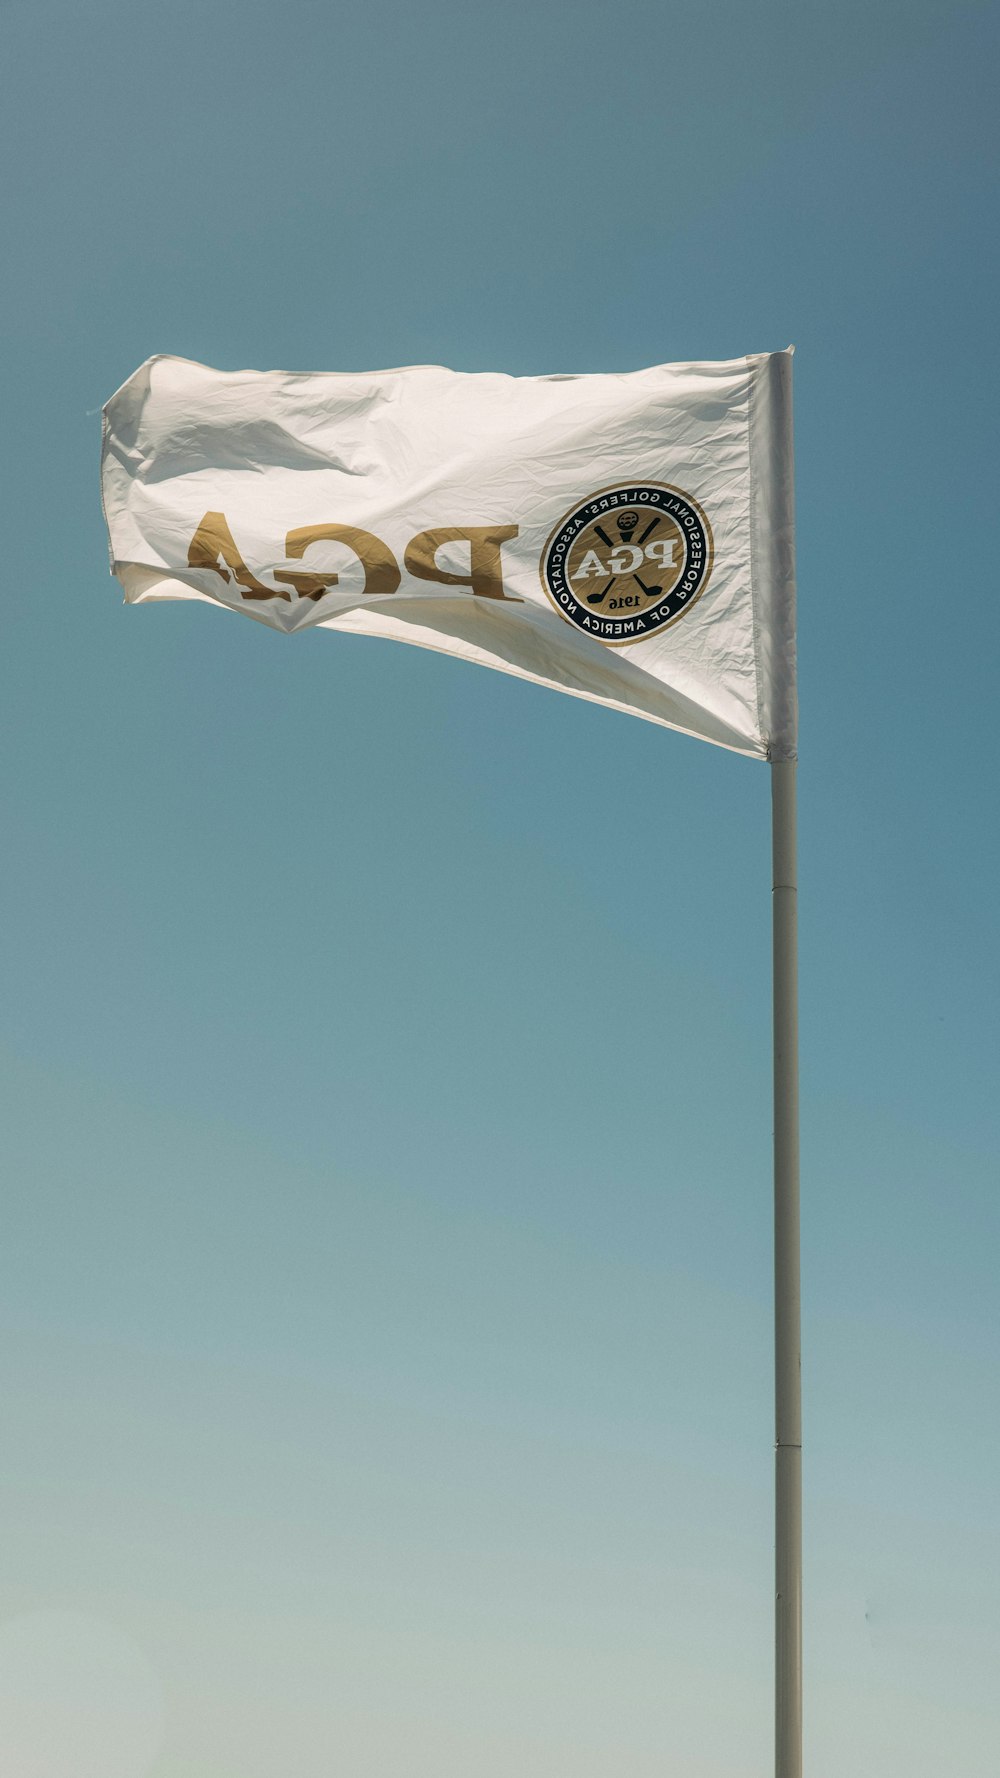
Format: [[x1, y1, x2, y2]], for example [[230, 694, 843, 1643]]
[[1, 2, 998, 1774]]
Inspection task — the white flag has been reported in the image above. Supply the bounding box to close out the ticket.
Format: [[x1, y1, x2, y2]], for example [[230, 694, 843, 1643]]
[[101, 351, 796, 759]]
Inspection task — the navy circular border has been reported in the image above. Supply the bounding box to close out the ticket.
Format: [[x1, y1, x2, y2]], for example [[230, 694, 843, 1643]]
[[541, 483, 712, 645]]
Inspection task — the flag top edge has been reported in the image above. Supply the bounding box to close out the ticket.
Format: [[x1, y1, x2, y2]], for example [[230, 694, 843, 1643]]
[[103, 348, 794, 415]]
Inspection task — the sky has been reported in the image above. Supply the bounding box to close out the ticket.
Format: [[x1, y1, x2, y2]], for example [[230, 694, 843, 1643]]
[[1, 1, 998, 1774]]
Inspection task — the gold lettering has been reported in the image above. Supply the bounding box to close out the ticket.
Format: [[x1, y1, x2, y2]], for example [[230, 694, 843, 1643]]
[[187, 511, 288, 601], [403, 526, 521, 602], [278, 525, 401, 601]]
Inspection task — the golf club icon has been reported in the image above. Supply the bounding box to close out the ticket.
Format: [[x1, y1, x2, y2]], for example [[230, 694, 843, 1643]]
[[586, 510, 664, 605], [619, 511, 663, 599]]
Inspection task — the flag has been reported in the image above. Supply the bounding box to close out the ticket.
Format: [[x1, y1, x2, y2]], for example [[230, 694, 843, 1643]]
[[101, 351, 796, 759]]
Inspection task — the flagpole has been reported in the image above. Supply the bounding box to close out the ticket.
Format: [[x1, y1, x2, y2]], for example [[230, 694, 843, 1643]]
[[771, 755, 801, 1778]]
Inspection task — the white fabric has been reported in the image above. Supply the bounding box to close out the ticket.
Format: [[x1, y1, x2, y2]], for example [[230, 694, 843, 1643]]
[[101, 352, 796, 760]]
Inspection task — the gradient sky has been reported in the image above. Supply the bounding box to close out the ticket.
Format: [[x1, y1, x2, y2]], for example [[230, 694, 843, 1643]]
[[1, 2, 998, 1774]]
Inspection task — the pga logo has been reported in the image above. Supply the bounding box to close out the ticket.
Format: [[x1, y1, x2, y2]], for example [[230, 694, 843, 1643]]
[[541, 483, 714, 645]]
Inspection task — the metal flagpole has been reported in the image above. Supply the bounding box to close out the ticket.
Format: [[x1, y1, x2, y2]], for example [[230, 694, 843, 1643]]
[[772, 755, 801, 1778]]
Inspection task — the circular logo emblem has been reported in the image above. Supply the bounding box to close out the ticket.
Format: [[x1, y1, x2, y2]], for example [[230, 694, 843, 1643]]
[[540, 482, 713, 645]]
